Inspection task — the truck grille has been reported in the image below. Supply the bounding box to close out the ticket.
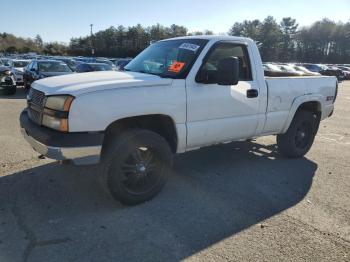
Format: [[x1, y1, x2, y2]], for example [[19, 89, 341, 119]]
[[27, 88, 46, 125], [28, 88, 46, 107]]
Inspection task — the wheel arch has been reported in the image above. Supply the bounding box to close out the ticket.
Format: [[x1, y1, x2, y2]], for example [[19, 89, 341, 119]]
[[101, 114, 178, 159], [282, 95, 324, 133]]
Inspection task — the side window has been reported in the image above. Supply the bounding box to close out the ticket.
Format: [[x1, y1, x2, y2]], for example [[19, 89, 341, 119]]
[[197, 43, 252, 83]]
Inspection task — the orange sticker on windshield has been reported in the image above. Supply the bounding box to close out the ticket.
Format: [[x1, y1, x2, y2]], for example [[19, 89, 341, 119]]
[[168, 61, 186, 73]]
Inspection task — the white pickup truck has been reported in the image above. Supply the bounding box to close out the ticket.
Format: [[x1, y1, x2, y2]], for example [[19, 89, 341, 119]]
[[20, 36, 337, 205]]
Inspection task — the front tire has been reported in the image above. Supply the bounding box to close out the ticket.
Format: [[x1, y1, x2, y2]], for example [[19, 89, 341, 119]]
[[277, 110, 318, 158], [102, 129, 173, 206]]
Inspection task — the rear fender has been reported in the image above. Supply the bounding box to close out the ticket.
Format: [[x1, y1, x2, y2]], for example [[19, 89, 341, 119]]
[[281, 94, 325, 133]]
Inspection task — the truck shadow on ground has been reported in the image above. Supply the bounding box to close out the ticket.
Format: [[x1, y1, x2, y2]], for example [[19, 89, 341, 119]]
[[0, 140, 317, 262]]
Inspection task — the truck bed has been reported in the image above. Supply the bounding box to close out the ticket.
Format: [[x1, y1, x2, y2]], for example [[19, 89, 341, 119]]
[[262, 76, 337, 134]]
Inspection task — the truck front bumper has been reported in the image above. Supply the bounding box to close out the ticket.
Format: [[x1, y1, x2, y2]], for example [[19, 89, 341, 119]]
[[20, 110, 104, 165]]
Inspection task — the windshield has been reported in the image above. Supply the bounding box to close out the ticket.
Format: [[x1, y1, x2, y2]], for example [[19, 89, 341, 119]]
[[38, 62, 72, 72], [13, 60, 30, 68], [125, 39, 208, 79]]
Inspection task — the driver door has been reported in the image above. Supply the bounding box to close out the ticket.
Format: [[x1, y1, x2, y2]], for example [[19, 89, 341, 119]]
[[186, 42, 260, 149]]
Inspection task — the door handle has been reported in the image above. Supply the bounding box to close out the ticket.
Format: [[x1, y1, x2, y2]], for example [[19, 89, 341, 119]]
[[247, 89, 259, 98]]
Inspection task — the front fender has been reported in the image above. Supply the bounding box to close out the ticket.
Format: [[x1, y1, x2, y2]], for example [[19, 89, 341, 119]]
[[67, 81, 186, 131]]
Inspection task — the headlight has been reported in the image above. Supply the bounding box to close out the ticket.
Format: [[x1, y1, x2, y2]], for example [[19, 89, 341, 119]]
[[42, 95, 74, 132], [45, 95, 74, 111], [4, 70, 11, 75]]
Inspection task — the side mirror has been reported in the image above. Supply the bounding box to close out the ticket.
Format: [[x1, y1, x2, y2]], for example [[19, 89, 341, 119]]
[[217, 56, 239, 86]]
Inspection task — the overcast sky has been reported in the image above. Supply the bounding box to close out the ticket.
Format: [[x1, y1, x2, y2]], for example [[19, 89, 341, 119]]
[[2, 0, 349, 43]]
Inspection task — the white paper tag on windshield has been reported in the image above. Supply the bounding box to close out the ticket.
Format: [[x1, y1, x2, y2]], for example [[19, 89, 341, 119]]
[[179, 43, 200, 52]]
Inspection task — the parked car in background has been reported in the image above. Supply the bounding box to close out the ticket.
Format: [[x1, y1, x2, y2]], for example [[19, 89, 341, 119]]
[[109, 58, 120, 64], [54, 57, 78, 71], [326, 65, 345, 81], [0, 66, 16, 95], [23, 60, 73, 89], [95, 58, 117, 70], [74, 57, 117, 71], [263, 63, 299, 77], [302, 64, 345, 81], [11, 59, 31, 86], [115, 58, 132, 71], [75, 63, 113, 73], [301, 63, 325, 73], [0, 58, 13, 68], [337, 66, 350, 80], [292, 65, 321, 76], [277, 65, 304, 76]]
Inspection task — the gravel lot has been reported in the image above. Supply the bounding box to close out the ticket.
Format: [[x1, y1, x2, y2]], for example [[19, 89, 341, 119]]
[[0, 83, 349, 262]]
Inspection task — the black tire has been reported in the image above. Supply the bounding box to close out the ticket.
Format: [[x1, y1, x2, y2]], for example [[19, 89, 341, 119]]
[[101, 129, 173, 206], [277, 110, 318, 158]]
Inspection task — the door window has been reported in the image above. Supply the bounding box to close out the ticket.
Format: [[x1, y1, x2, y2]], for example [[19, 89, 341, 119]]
[[197, 43, 252, 84]]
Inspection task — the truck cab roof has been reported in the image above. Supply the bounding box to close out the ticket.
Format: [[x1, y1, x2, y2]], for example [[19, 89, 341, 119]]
[[161, 35, 254, 43]]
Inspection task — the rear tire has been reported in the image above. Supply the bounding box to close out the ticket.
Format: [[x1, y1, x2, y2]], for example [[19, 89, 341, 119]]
[[277, 110, 318, 158], [101, 129, 173, 206]]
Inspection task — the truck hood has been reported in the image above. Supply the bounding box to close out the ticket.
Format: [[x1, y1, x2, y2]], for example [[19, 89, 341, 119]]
[[32, 71, 173, 96]]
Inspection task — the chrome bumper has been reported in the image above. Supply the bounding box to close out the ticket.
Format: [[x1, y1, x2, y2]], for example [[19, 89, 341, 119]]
[[21, 128, 102, 165]]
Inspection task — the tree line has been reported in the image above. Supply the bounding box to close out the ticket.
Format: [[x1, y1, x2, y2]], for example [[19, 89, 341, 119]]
[[69, 24, 213, 58], [1, 16, 349, 63], [0, 33, 68, 55], [229, 16, 350, 63]]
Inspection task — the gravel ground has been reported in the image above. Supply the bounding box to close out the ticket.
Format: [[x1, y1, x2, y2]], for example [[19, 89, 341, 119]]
[[0, 83, 349, 262]]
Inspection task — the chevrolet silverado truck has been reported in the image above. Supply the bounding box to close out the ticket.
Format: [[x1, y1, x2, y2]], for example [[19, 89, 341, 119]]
[[20, 36, 337, 205]]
